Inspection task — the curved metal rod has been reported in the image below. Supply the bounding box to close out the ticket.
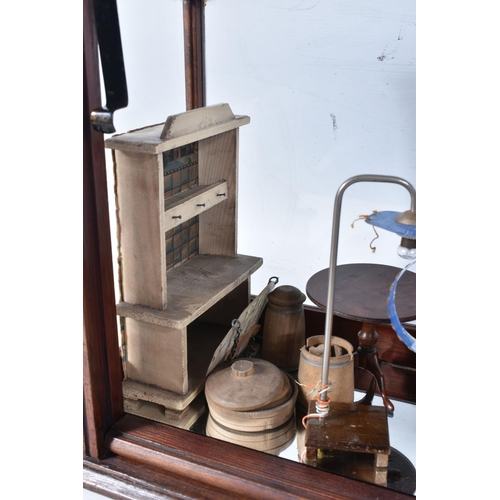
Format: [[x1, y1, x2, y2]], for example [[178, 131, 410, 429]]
[[320, 174, 416, 404]]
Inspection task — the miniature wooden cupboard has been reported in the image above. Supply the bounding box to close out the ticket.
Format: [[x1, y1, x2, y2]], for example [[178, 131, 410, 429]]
[[105, 104, 262, 414]]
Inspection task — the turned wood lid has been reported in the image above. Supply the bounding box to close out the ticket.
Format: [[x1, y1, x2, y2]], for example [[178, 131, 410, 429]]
[[267, 285, 306, 308], [205, 359, 290, 411]]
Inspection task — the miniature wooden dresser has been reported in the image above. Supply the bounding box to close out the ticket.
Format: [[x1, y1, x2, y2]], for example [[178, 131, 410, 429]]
[[105, 104, 262, 418]]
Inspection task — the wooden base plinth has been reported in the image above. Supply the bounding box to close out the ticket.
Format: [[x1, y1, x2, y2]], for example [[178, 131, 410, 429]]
[[123, 376, 205, 413], [304, 402, 390, 486], [313, 449, 389, 486], [206, 413, 296, 456], [123, 381, 206, 429]]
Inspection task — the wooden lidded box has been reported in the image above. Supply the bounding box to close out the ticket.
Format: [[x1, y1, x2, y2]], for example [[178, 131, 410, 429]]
[[105, 104, 262, 415]]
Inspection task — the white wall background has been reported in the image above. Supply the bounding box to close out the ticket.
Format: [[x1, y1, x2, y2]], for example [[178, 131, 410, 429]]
[[85, 2, 499, 498], [107, 0, 416, 306], [110, 0, 186, 132], [204, 0, 416, 300]]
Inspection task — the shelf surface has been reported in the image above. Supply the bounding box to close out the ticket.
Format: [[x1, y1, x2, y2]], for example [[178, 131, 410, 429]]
[[116, 254, 263, 329]]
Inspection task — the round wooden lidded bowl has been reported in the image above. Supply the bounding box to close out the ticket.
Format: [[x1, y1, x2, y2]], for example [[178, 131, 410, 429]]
[[205, 358, 298, 432]]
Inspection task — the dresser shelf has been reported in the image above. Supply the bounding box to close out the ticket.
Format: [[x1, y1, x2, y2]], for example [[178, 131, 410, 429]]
[[116, 254, 262, 329]]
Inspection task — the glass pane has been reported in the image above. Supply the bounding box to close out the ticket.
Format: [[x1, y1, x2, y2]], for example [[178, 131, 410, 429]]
[[205, 0, 416, 298], [103, 1, 416, 495]]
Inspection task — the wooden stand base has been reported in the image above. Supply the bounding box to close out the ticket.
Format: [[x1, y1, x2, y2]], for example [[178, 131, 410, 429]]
[[206, 413, 296, 456], [123, 377, 206, 412], [304, 402, 391, 486], [123, 389, 206, 430], [356, 322, 395, 415]]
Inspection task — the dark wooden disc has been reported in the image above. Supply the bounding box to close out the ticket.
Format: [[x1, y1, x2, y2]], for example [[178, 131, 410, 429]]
[[306, 263, 416, 323]]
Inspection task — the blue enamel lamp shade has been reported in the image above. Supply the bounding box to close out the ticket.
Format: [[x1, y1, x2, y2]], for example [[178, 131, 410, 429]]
[[365, 210, 416, 352], [364, 210, 416, 239]]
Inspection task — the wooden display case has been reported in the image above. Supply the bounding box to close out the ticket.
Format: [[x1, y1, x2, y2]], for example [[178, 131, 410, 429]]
[[84, 3, 415, 496], [105, 104, 263, 416]]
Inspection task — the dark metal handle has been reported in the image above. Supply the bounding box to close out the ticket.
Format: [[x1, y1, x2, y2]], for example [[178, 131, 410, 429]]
[[91, 0, 128, 134]]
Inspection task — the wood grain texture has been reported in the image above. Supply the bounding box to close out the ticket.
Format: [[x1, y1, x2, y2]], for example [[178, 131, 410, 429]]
[[198, 129, 238, 256], [183, 0, 206, 111], [85, 3, 415, 495], [124, 391, 206, 430], [302, 306, 416, 403], [124, 321, 227, 409], [305, 402, 390, 456], [163, 180, 228, 231], [83, 0, 124, 459], [114, 150, 166, 310], [117, 254, 262, 329], [262, 286, 306, 371], [104, 115, 250, 154], [104, 414, 414, 500], [125, 319, 188, 394], [195, 278, 250, 327], [84, 454, 243, 500], [206, 413, 296, 456], [161, 103, 234, 140], [205, 359, 288, 411], [205, 371, 297, 432]]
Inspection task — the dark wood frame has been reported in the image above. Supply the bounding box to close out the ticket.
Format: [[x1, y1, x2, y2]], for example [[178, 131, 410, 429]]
[[183, 0, 206, 110], [83, 1, 415, 497]]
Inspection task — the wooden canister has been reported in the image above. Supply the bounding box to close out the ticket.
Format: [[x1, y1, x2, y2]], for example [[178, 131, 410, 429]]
[[205, 360, 298, 432], [297, 335, 354, 411], [262, 285, 306, 371]]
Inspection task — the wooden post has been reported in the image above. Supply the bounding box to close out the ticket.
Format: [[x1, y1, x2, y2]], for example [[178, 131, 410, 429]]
[[83, 0, 124, 458], [183, 0, 206, 110]]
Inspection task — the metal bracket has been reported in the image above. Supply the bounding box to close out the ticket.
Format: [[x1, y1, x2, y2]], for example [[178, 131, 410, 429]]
[[90, 0, 128, 133]]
